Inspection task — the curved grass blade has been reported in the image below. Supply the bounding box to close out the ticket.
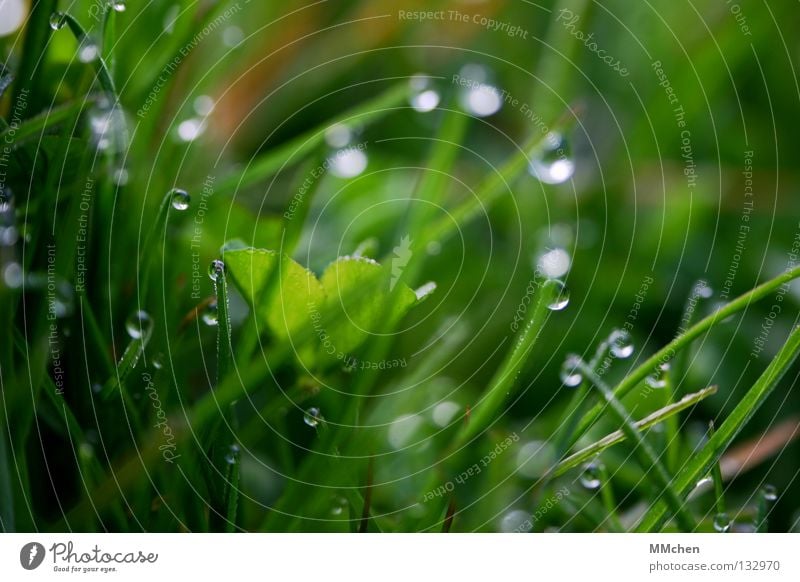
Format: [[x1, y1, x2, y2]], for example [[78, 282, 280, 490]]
[[637, 323, 800, 531], [59, 13, 117, 95], [568, 265, 800, 453]]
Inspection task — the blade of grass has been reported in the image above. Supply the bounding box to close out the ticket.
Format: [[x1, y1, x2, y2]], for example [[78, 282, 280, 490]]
[[575, 360, 695, 531], [214, 81, 411, 196], [552, 385, 718, 477], [637, 323, 800, 531], [455, 279, 560, 449], [708, 421, 726, 524], [568, 265, 800, 453], [10, 0, 58, 118], [59, 13, 117, 95]]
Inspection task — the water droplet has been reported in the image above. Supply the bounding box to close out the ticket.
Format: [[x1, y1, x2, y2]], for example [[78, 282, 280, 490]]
[[87, 99, 128, 153], [580, 461, 602, 490], [529, 132, 575, 185], [125, 310, 152, 339], [695, 280, 713, 299], [169, 188, 190, 210], [516, 440, 555, 479], [536, 248, 571, 279], [329, 148, 367, 178], [457, 64, 502, 117], [193, 95, 215, 116], [224, 443, 240, 465], [112, 166, 129, 186], [388, 414, 423, 449], [0, 226, 18, 246], [49, 11, 66, 30], [77, 38, 100, 63], [560, 354, 583, 387], [222, 25, 245, 47], [432, 401, 460, 427], [2, 261, 23, 288], [546, 280, 570, 311], [409, 74, 440, 113], [324, 123, 352, 148], [499, 509, 532, 533], [713, 512, 731, 532], [762, 484, 778, 502], [152, 353, 164, 370], [645, 362, 670, 389], [304, 407, 323, 428], [426, 241, 442, 256], [202, 301, 218, 326], [330, 495, 347, 516], [208, 259, 225, 282], [176, 117, 205, 142], [110, 1, 126, 13], [608, 329, 634, 359], [414, 281, 437, 301]]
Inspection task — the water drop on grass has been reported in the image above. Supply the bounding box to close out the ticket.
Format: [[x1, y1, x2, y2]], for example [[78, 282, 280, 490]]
[[202, 301, 218, 326], [208, 259, 225, 282], [49, 12, 66, 30], [409, 74, 440, 113], [176, 117, 205, 142], [193, 95, 215, 116], [457, 64, 502, 117], [762, 484, 778, 502], [324, 123, 352, 148], [529, 132, 575, 185], [224, 444, 240, 465], [110, 1, 126, 12], [432, 401, 460, 427], [580, 461, 602, 490], [560, 354, 583, 387], [329, 148, 367, 178], [713, 512, 731, 532], [170, 188, 190, 210], [125, 310, 152, 339], [2, 262, 23, 288], [500, 509, 532, 533], [78, 39, 100, 63], [645, 362, 670, 389], [608, 329, 634, 359], [304, 407, 323, 428], [546, 280, 570, 311], [537, 247, 571, 278]]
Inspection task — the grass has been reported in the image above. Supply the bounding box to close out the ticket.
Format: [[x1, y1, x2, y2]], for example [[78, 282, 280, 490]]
[[1, 0, 799, 533]]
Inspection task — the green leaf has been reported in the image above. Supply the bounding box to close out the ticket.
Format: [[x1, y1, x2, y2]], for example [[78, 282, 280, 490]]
[[319, 256, 417, 356], [225, 248, 324, 340]]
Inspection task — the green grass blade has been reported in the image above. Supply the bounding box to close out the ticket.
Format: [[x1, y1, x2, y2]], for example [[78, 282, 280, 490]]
[[575, 360, 695, 531], [60, 13, 117, 95], [553, 385, 718, 477], [637, 323, 800, 531], [455, 279, 559, 448], [568, 265, 800, 452], [214, 82, 411, 196]]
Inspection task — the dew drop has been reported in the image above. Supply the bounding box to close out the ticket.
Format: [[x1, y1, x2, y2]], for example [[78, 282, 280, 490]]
[[713, 512, 731, 533], [762, 484, 778, 502], [125, 310, 152, 339], [529, 132, 575, 185], [560, 354, 583, 387], [202, 301, 218, 326], [645, 362, 670, 389], [608, 329, 634, 359], [546, 280, 570, 311], [324, 123, 352, 148], [222, 25, 245, 47], [414, 281, 437, 301], [580, 461, 602, 490], [110, 1, 126, 13], [330, 495, 347, 516], [409, 74, 440, 113], [169, 188, 190, 211], [87, 99, 128, 153], [193, 95, 215, 116], [208, 259, 225, 282], [499, 509, 532, 533], [536, 247, 571, 279], [304, 407, 323, 428], [328, 148, 367, 178], [2, 261, 23, 288], [432, 401, 460, 427], [49, 11, 66, 30], [77, 39, 100, 63], [224, 443, 240, 465], [176, 117, 205, 142], [516, 440, 555, 479], [457, 64, 502, 117]]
